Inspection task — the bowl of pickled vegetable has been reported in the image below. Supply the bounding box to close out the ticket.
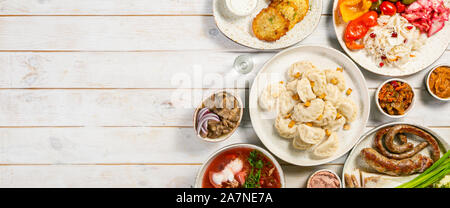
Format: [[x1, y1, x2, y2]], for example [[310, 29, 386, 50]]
[[426, 65, 450, 101], [376, 79, 415, 118]]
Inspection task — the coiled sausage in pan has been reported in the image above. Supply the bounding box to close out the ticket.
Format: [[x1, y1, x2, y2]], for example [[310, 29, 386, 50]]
[[374, 127, 428, 160], [384, 125, 440, 161]]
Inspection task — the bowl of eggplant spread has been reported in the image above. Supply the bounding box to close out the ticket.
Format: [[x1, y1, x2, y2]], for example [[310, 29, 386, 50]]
[[194, 90, 243, 142]]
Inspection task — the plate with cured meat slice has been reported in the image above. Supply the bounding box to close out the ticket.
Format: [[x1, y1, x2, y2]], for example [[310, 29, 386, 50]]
[[342, 122, 449, 188], [333, 0, 450, 76]]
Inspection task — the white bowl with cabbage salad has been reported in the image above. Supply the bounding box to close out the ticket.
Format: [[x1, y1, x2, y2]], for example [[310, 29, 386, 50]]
[[363, 14, 427, 69]]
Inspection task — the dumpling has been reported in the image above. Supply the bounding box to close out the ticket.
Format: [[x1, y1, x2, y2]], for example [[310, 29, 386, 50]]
[[296, 77, 316, 102], [325, 69, 346, 91], [337, 97, 357, 122], [325, 116, 346, 132], [305, 69, 327, 96], [287, 61, 316, 81], [313, 132, 339, 158], [258, 83, 286, 111], [286, 80, 298, 93], [267, 82, 286, 97], [291, 98, 325, 123], [324, 83, 343, 106], [292, 134, 314, 150], [297, 124, 325, 144], [313, 101, 337, 126], [278, 90, 296, 116], [274, 115, 297, 139]]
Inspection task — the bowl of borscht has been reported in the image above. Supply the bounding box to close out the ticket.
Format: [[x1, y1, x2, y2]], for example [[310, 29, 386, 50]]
[[195, 143, 285, 188]]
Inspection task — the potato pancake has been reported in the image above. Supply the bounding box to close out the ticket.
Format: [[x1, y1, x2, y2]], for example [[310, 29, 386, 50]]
[[286, 0, 309, 23], [271, 1, 300, 30], [252, 7, 289, 42]]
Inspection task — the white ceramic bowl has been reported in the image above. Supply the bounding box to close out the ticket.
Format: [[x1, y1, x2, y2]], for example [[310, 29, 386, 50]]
[[194, 143, 286, 188], [225, 0, 258, 16], [375, 78, 416, 118], [306, 169, 342, 188], [425, 64, 450, 101], [193, 90, 243, 142]]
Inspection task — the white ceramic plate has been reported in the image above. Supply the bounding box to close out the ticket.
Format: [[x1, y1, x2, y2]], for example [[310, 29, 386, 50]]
[[342, 122, 449, 188], [213, 0, 322, 50], [249, 45, 370, 166], [332, 0, 450, 76]]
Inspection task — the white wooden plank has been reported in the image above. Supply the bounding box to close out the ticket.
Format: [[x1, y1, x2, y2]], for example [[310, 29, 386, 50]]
[[0, 127, 448, 187], [0, 164, 345, 188], [0, 51, 448, 89], [0, 88, 248, 127], [0, 165, 200, 188], [0, 52, 273, 89], [0, 126, 448, 164], [0, 16, 336, 51], [0, 0, 332, 15], [0, 88, 448, 126], [0, 126, 352, 164], [0, 127, 261, 164]]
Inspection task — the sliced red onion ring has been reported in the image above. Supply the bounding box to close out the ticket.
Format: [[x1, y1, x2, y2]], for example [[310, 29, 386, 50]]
[[196, 108, 220, 137], [197, 108, 209, 120], [198, 118, 209, 135], [201, 114, 220, 122]]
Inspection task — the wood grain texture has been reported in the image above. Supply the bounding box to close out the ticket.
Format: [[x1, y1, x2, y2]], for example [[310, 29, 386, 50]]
[[0, 88, 448, 127], [0, 0, 213, 15], [0, 0, 332, 15], [0, 126, 448, 165], [0, 0, 448, 188], [0, 52, 448, 89], [0, 164, 345, 188], [0, 16, 339, 51], [0, 126, 353, 164]]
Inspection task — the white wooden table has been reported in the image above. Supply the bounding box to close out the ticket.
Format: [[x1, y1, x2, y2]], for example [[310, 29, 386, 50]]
[[0, 0, 448, 188]]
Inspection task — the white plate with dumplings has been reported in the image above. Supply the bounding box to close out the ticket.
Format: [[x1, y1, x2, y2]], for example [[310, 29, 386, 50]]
[[249, 45, 370, 166]]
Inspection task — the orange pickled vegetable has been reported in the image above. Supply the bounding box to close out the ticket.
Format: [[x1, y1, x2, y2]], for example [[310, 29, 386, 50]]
[[378, 80, 414, 115], [339, 0, 372, 22], [429, 66, 450, 99]]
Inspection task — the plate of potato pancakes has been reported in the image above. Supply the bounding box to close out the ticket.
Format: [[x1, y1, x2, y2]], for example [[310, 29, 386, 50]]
[[213, 0, 322, 50]]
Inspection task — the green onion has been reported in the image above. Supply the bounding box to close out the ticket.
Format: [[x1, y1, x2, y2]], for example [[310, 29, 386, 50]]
[[397, 150, 450, 188], [416, 167, 450, 188]]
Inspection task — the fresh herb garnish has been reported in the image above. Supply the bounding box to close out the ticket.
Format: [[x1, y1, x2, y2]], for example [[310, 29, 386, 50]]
[[243, 150, 264, 188]]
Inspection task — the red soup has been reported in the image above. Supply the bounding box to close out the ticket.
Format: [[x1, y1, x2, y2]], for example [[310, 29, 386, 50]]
[[202, 147, 281, 188]]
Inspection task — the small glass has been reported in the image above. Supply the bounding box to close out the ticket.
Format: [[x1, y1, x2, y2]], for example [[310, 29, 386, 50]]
[[233, 54, 254, 74]]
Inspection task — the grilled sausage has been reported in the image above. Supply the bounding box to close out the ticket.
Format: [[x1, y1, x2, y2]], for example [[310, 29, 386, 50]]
[[376, 127, 414, 154], [384, 125, 441, 161], [361, 148, 433, 176], [374, 127, 428, 160]]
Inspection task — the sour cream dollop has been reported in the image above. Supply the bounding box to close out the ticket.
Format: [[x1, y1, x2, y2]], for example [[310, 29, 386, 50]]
[[225, 0, 258, 16], [210, 158, 244, 187]]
